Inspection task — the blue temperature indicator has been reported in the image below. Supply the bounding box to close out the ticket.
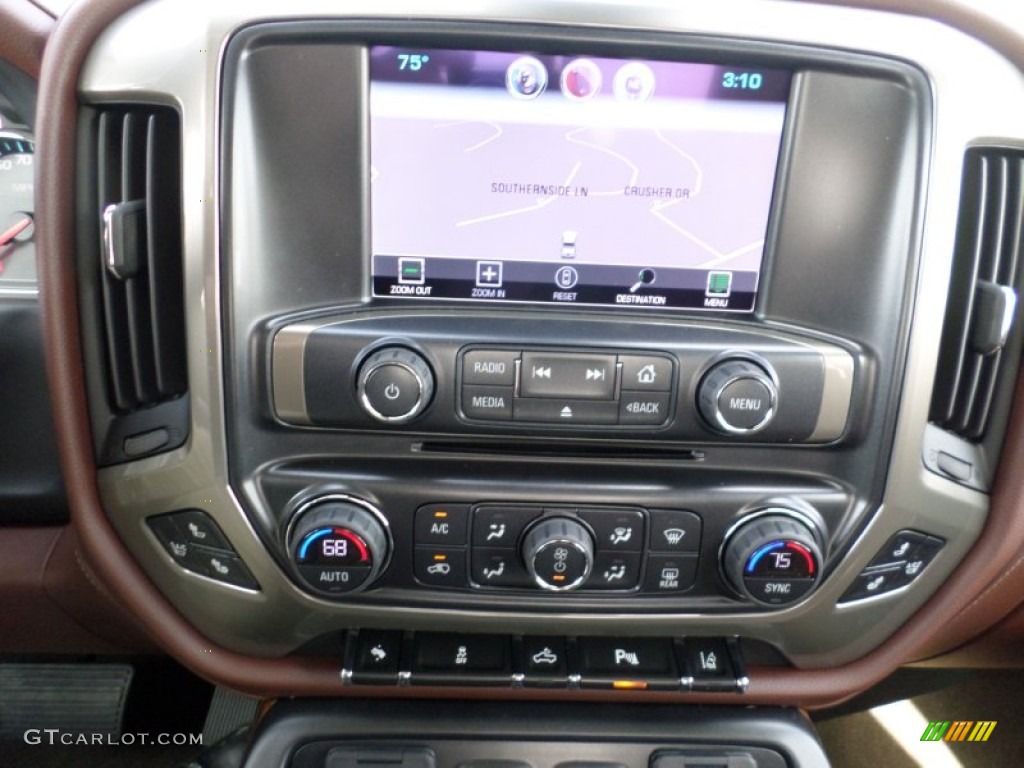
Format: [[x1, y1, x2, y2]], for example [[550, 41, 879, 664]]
[[397, 53, 431, 71], [721, 71, 764, 90]]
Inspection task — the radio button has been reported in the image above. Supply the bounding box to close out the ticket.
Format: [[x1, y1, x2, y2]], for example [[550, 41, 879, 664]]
[[513, 398, 618, 424], [619, 355, 673, 391], [463, 349, 519, 386], [618, 392, 671, 426], [520, 352, 616, 399], [462, 386, 514, 420]]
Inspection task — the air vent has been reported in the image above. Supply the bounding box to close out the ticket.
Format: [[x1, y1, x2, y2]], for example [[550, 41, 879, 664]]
[[930, 147, 1024, 441], [95, 106, 186, 413]]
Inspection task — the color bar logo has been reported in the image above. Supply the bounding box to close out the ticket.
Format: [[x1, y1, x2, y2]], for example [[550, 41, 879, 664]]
[[921, 721, 997, 742]]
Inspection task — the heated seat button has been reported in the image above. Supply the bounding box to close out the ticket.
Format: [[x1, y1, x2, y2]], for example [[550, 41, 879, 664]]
[[186, 547, 259, 590], [462, 349, 519, 387], [867, 530, 927, 568], [649, 510, 702, 553], [520, 352, 616, 399], [147, 515, 190, 563], [414, 504, 469, 545], [412, 633, 511, 685], [577, 637, 678, 690], [173, 510, 233, 551], [838, 566, 904, 603], [351, 630, 403, 685]]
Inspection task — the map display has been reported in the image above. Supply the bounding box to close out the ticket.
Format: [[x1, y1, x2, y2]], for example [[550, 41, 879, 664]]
[[370, 47, 791, 312]]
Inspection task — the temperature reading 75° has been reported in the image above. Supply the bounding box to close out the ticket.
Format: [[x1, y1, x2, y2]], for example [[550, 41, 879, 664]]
[[398, 53, 430, 71]]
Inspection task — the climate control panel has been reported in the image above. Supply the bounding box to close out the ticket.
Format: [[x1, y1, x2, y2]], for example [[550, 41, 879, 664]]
[[279, 492, 831, 608]]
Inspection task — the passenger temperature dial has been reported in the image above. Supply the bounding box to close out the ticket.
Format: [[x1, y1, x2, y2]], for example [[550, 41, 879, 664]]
[[721, 512, 823, 605], [289, 497, 391, 596]]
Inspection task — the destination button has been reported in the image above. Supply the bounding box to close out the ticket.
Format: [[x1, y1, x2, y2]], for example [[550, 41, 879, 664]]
[[462, 349, 519, 386]]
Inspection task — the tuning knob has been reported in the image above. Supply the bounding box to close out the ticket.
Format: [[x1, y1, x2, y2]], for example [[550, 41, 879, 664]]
[[698, 358, 777, 435], [289, 496, 391, 596], [521, 517, 595, 591], [721, 512, 823, 605]]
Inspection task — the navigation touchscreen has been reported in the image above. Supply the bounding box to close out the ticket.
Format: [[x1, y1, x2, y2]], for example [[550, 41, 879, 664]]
[[369, 46, 791, 312]]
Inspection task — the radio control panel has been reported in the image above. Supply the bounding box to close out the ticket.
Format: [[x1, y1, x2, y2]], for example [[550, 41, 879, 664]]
[[271, 314, 856, 444]]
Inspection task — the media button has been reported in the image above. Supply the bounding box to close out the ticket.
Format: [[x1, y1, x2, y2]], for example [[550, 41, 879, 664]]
[[462, 386, 514, 420]]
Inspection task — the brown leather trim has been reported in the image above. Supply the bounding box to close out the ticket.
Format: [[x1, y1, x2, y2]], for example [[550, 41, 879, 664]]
[[35, 0, 1024, 705], [0, 0, 53, 78]]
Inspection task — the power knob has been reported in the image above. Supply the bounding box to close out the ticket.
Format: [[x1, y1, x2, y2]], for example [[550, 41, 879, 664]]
[[357, 347, 435, 424], [698, 358, 777, 435], [521, 517, 595, 591], [721, 511, 824, 606], [288, 496, 391, 596]]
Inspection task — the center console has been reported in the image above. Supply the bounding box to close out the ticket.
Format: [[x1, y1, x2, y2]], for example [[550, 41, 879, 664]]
[[69, 0, 1024, 713]]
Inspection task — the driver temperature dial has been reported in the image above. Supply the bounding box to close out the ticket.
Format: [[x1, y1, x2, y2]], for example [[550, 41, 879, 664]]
[[288, 496, 391, 596]]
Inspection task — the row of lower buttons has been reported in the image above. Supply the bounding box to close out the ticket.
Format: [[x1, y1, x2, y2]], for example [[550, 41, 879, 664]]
[[147, 510, 259, 590], [839, 529, 945, 602], [345, 631, 746, 692]]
